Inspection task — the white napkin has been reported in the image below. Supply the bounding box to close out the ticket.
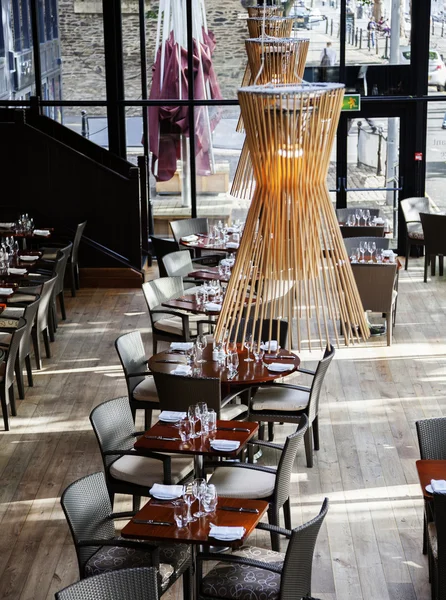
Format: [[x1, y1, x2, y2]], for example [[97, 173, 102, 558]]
[[170, 342, 194, 351], [260, 340, 278, 351], [266, 362, 293, 373], [33, 229, 51, 237], [373, 217, 385, 225], [209, 525, 245, 540], [0, 223, 14, 228], [382, 250, 394, 257], [149, 483, 185, 499], [19, 255, 38, 262], [172, 365, 192, 376], [8, 268, 27, 275], [204, 302, 222, 312], [226, 227, 239, 234], [226, 242, 239, 249], [0, 288, 14, 295], [159, 410, 187, 422], [220, 258, 235, 267], [431, 479, 446, 493], [181, 235, 199, 243], [210, 439, 240, 452]]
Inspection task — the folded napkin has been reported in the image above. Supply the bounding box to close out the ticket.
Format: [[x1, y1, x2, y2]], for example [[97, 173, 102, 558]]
[[181, 235, 199, 243], [431, 479, 446, 493], [33, 229, 51, 237], [0, 288, 14, 295], [209, 525, 245, 540], [226, 242, 239, 249], [266, 362, 293, 373], [159, 410, 187, 422], [8, 268, 27, 275], [260, 340, 278, 351], [226, 227, 239, 234], [172, 365, 192, 376], [149, 483, 185, 499], [220, 258, 235, 267], [373, 217, 385, 225], [204, 302, 222, 312], [170, 342, 194, 351], [210, 439, 240, 452], [19, 255, 38, 262], [0, 223, 14, 228]]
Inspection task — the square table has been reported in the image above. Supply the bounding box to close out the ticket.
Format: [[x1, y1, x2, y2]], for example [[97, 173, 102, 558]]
[[121, 495, 268, 549], [135, 419, 259, 477], [416, 459, 446, 500]]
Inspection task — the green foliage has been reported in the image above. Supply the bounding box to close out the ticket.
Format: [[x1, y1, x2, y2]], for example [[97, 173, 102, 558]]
[[146, 10, 157, 19]]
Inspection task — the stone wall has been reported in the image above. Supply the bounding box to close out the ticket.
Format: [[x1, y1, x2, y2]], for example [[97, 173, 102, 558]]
[[58, 0, 248, 115]]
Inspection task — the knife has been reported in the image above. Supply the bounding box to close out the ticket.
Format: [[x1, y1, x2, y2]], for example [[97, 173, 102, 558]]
[[217, 427, 250, 432], [144, 435, 181, 441], [264, 355, 294, 359], [155, 360, 185, 364], [179, 298, 195, 303], [132, 519, 173, 526], [218, 507, 259, 514]]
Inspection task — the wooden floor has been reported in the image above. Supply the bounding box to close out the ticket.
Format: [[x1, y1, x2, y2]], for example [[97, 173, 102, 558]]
[[0, 256, 442, 600]]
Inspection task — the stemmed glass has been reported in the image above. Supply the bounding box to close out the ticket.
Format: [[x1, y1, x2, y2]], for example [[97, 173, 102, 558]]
[[355, 208, 363, 226], [252, 342, 264, 362], [188, 404, 200, 438], [197, 402, 208, 435], [193, 478, 208, 518], [244, 333, 254, 362], [367, 241, 376, 263], [196, 334, 207, 363], [227, 350, 239, 378], [182, 486, 197, 523], [350, 248, 359, 263], [359, 241, 366, 263], [363, 209, 371, 225]]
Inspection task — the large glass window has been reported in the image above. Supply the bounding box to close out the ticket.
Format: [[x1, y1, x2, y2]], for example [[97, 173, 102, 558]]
[[426, 100, 446, 213]]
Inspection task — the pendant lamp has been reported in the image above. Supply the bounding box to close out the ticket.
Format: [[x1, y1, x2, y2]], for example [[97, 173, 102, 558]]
[[247, 5, 284, 17]]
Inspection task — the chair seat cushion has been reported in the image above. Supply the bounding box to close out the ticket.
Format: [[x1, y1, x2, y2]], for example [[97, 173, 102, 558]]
[[133, 377, 159, 402], [428, 521, 438, 560], [251, 385, 309, 412], [41, 250, 58, 260], [110, 453, 194, 487], [221, 403, 248, 420], [201, 545, 284, 600], [407, 223, 424, 241], [1, 307, 25, 318], [208, 466, 276, 499], [7, 294, 37, 303]]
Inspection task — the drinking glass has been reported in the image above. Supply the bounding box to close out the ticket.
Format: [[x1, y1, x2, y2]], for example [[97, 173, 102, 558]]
[[244, 334, 253, 362], [367, 241, 376, 263], [188, 404, 200, 438], [355, 208, 363, 226], [207, 409, 217, 432], [197, 402, 208, 435], [350, 248, 359, 263], [347, 214, 355, 227], [364, 209, 371, 225], [252, 342, 264, 362], [174, 500, 189, 528], [375, 248, 383, 263], [359, 241, 366, 263], [196, 334, 207, 363], [182, 487, 197, 523], [178, 418, 191, 442], [202, 484, 218, 514], [193, 478, 208, 517]]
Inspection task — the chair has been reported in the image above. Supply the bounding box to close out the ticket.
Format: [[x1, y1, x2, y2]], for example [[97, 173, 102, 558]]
[[31, 276, 57, 369], [0, 318, 26, 431], [152, 371, 249, 421], [340, 225, 385, 238], [162, 251, 204, 292], [55, 567, 159, 600], [247, 345, 335, 467], [336, 207, 381, 223], [60, 471, 192, 598], [169, 218, 224, 264], [142, 278, 207, 354], [115, 331, 159, 430], [416, 417, 446, 555], [401, 197, 430, 270], [343, 236, 391, 256], [196, 497, 329, 600], [428, 491, 446, 600], [420, 213, 446, 283], [207, 416, 308, 551], [229, 318, 289, 349], [150, 236, 181, 278], [351, 263, 398, 345], [89, 397, 194, 510]]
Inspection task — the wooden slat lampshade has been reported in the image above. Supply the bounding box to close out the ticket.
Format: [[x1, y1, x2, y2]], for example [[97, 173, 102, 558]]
[[216, 83, 370, 350], [246, 17, 295, 38], [247, 5, 284, 17]]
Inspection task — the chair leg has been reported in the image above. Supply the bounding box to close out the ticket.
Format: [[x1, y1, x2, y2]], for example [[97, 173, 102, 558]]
[[258, 422, 265, 440], [183, 566, 192, 600], [132, 496, 141, 512], [386, 315, 392, 346], [431, 255, 436, 277], [423, 515, 428, 555], [283, 498, 292, 530], [424, 253, 429, 283], [153, 338, 158, 355], [405, 239, 410, 270], [267, 506, 281, 551], [75, 264, 81, 289], [9, 385, 16, 417], [32, 329, 42, 370], [15, 356, 25, 400], [304, 426, 314, 468], [313, 415, 320, 451], [58, 291, 67, 320], [70, 264, 76, 297], [144, 409, 152, 431], [43, 328, 51, 358], [130, 406, 136, 423], [25, 355, 33, 387], [440, 255, 444, 277], [0, 388, 9, 431], [268, 422, 275, 442]]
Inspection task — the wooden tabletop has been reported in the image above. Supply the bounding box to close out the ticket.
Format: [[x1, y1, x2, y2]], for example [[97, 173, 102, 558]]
[[148, 342, 301, 385], [121, 495, 268, 547], [162, 294, 223, 316], [416, 459, 446, 500], [188, 267, 230, 283], [134, 419, 258, 457], [180, 234, 239, 253]]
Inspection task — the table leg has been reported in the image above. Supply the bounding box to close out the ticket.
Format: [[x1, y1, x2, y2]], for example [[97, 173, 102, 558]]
[[194, 455, 204, 478]]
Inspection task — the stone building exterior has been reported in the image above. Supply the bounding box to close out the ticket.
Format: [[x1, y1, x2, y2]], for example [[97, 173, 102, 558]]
[[58, 0, 248, 112]]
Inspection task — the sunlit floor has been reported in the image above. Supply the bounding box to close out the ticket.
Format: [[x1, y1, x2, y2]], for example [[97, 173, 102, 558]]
[[0, 256, 442, 600]]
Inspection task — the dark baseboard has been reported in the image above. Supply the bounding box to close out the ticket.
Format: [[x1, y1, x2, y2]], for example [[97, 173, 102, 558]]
[[79, 268, 143, 288]]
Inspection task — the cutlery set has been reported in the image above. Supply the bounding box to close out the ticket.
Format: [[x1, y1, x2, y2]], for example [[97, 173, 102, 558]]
[[144, 435, 181, 441]]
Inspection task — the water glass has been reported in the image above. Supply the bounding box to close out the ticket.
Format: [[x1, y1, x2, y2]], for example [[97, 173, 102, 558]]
[[359, 241, 366, 263], [188, 404, 200, 438], [367, 241, 376, 263], [232, 232, 240, 244], [193, 478, 208, 518], [202, 484, 218, 514], [244, 334, 254, 362], [178, 418, 191, 442], [350, 248, 359, 263], [196, 334, 207, 363], [375, 248, 383, 263], [174, 500, 189, 528], [207, 409, 217, 432], [347, 214, 355, 227], [197, 402, 208, 435], [252, 342, 264, 362]]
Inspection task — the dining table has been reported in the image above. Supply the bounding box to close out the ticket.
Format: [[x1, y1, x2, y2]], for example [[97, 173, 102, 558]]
[[339, 224, 386, 238], [416, 459, 446, 501], [180, 233, 240, 254], [188, 266, 231, 283]]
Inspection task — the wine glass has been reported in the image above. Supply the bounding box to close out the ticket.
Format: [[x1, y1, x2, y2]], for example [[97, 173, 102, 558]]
[[196, 334, 207, 363], [197, 402, 208, 435], [359, 241, 366, 263], [182, 486, 197, 523], [192, 478, 208, 518], [244, 333, 253, 362], [188, 404, 200, 438], [355, 208, 363, 226], [252, 342, 264, 362], [363, 209, 371, 225], [367, 241, 376, 263], [347, 214, 355, 227]]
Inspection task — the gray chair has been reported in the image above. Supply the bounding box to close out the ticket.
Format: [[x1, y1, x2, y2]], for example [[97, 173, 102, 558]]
[[343, 236, 391, 256], [115, 331, 159, 430], [0, 317, 26, 431], [401, 197, 430, 270], [207, 416, 308, 551], [142, 278, 207, 354], [196, 496, 329, 600], [60, 471, 192, 599], [351, 263, 398, 345], [248, 345, 335, 467], [162, 251, 204, 292], [169, 218, 224, 263], [420, 213, 446, 283], [150, 236, 181, 278], [55, 567, 159, 600], [152, 371, 249, 421], [89, 397, 194, 511], [31, 276, 57, 369]]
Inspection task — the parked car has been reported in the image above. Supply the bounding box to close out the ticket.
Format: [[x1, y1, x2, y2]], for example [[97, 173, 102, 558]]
[[307, 8, 327, 25], [442, 112, 446, 129], [401, 47, 446, 91], [290, 5, 310, 29]]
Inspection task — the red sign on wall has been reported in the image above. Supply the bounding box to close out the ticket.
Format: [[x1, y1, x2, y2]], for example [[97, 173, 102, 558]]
[[415, 152, 423, 161]]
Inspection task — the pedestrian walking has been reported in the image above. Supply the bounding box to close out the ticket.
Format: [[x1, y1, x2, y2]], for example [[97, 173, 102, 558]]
[[367, 18, 376, 48]]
